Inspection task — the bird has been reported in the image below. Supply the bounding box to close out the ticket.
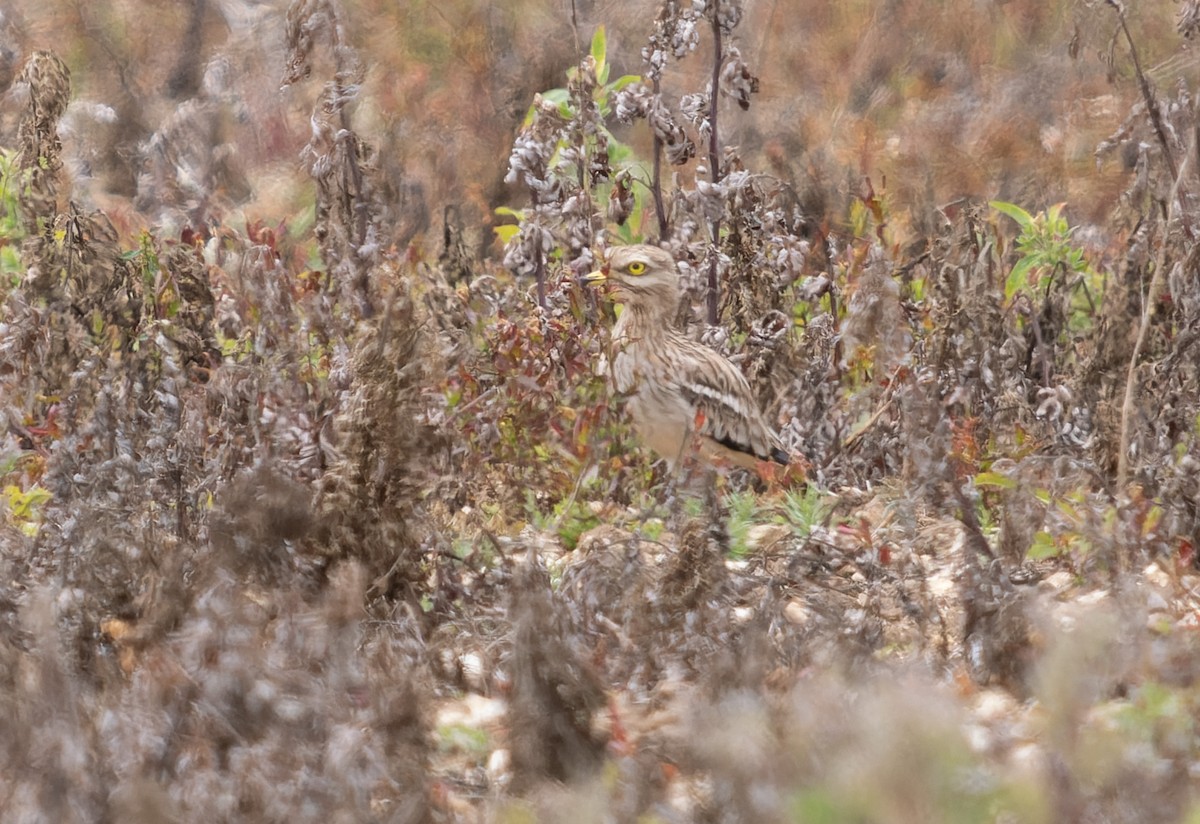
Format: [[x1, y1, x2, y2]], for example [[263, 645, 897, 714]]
[[584, 244, 789, 471]]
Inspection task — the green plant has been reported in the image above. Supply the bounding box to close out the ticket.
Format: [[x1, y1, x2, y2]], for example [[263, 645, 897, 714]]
[[726, 489, 761, 558], [436, 723, 491, 757], [776, 486, 832, 537], [0, 148, 27, 290], [499, 26, 646, 301], [991, 201, 1099, 327], [526, 487, 601, 551], [442, 225, 662, 537], [2, 483, 52, 537], [1024, 487, 1088, 561]]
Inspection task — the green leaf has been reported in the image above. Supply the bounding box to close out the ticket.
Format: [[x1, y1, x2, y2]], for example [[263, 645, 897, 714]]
[[591, 25, 607, 78], [540, 88, 569, 106], [974, 471, 1016, 490], [1026, 531, 1060, 560], [521, 88, 570, 126], [1004, 257, 1036, 301], [607, 74, 643, 94], [1055, 497, 1080, 522], [437, 723, 491, 755], [494, 206, 526, 219], [990, 200, 1033, 228]]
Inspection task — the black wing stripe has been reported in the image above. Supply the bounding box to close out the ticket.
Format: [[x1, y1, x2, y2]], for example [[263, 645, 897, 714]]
[[711, 433, 789, 465], [677, 382, 752, 421]]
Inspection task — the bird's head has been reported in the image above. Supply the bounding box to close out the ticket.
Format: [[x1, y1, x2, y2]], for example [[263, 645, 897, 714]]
[[583, 244, 681, 310]]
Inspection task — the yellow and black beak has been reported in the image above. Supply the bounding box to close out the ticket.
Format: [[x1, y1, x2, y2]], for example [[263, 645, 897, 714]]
[[583, 268, 608, 285]]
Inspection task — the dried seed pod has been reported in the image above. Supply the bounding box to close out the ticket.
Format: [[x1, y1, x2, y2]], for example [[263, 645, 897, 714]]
[[720, 46, 759, 111], [607, 170, 634, 226]]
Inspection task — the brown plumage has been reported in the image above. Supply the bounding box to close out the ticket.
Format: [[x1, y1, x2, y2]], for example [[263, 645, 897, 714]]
[[584, 245, 788, 470]]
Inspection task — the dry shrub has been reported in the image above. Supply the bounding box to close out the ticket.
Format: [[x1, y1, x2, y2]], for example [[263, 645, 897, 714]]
[[209, 465, 314, 587], [437, 265, 651, 535], [135, 74, 252, 228], [314, 283, 442, 603], [97, 562, 430, 823], [285, 0, 403, 318], [14, 50, 69, 227], [507, 556, 607, 790], [0, 29, 441, 819]]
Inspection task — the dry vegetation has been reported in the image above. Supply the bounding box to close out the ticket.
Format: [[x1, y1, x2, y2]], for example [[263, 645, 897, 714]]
[[5, 0, 1200, 821]]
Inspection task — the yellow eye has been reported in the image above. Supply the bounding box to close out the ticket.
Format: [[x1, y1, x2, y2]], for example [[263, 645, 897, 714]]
[[627, 261, 647, 275]]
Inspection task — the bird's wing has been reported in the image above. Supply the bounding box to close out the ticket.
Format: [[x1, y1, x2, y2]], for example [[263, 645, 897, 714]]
[[671, 338, 787, 465]]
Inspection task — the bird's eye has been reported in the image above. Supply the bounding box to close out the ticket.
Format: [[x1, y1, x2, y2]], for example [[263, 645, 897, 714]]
[[627, 261, 647, 275]]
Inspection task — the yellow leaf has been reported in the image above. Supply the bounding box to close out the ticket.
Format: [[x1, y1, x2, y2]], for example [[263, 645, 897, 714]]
[[494, 224, 521, 245]]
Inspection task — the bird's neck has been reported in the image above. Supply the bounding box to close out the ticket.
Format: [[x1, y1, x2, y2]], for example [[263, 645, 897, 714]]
[[612, 300, 673, 347]]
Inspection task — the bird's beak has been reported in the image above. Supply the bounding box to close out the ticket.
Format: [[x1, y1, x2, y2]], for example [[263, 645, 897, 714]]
[[583, 268, 607, 284]]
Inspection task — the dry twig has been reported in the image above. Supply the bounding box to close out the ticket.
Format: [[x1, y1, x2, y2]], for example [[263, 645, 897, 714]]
[[1116, 138, 1192, 487]]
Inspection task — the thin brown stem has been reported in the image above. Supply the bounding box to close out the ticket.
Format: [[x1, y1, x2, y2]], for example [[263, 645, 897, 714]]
[[708, 3, 722, 184], [706, 221, 722, 325], [569, 0, 581, 58], [1116, 137, 1191, 487], [532, 217, 546, 309], [705, 0, 724, 325], [1107, 0, 1177, 182], [651, 76, 668, 239]]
